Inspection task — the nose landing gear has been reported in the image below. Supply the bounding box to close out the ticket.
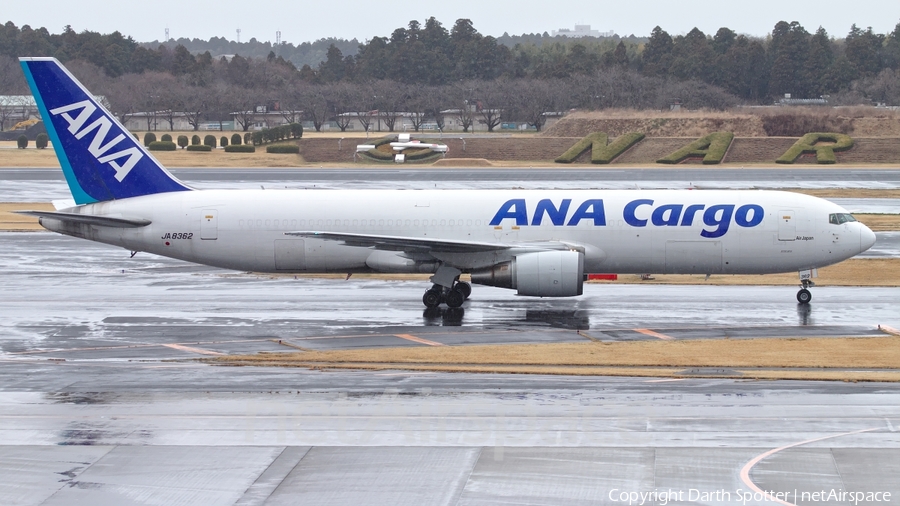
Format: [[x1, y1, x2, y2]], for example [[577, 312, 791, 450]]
[[796, 268, 817, 304]]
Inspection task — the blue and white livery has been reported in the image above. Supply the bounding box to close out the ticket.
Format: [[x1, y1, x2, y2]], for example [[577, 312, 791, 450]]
[[18, 57, 876, 307]]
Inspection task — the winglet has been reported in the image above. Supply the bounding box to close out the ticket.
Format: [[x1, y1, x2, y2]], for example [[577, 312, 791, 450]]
[[19, 57, 191, 204]]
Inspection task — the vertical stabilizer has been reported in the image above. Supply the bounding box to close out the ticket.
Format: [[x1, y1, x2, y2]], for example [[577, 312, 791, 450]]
[[20, 57, 191, 204]]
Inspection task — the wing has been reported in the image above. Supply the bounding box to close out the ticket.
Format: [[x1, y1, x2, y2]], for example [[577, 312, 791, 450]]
[[285, 231, 578, 255], [14, 210, 151, 228], [285, 231, 510, 253]]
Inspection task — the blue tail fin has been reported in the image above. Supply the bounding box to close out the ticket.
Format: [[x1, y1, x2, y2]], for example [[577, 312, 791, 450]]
[[20, 57, 191, 205]]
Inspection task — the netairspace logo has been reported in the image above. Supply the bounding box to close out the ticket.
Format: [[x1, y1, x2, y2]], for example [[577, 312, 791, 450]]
[[607, 488, 892, 505], [49, 100, 143, 182]]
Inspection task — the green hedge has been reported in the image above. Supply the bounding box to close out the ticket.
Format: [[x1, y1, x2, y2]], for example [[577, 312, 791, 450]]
[[250, 123, 303, 145], [191, 135, 201, 145], [148, 141, 177, 151], [266, 143, 300, 154], [362, 149, 395, 161], [403, 147, 439, 161], [555, 132, 645, 164], [177, 135, 189, 149], [776, 133, 854, 164], [231, 133, 242, 145], [657, 131, 734, 164], [593, 132, 645, 164], [35, 133, 49, 149], [203, 135, 217, 148], [143, 132, 156, 146], [186, 144, 212, 152], [220, 136, 229, 147], [160, 134, 172, 142], [17, 135, 27, 148], [555, 132, 607, 163], [224, 144, 256, 153]]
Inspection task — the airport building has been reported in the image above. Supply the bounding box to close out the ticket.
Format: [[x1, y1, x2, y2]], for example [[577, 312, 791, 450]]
[[551, 24, 615, 38]]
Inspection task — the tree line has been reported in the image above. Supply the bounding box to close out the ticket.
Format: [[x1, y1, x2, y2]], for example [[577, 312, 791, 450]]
[[1, 18, 900, 133]]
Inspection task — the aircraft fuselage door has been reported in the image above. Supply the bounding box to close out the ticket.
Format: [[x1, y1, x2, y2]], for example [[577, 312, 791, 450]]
[[201, 209, 218, 240], [778, 210, 795, 241]]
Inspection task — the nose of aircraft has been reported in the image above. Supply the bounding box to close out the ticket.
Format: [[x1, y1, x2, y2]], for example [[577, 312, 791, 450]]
[[860, 224, 876, 253]]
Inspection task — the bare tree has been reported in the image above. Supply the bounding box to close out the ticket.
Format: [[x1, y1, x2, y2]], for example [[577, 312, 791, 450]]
[[329, 82, 361, 132], [148, 74, 182, 131], [423, 86, 448, 132], [372, 80, 406, 132], [63, 59, 112, 94], [0, 96, 33, 131], [229, 86, 263, 131], [299, 85, 330, 132], [0, 55, 35, 131], [204, 82, 234, 131], [858, 69, 900, 105], [104, 74, 145, 125], [473, 80, 505, 132], [405, 84, 428, 132], [513, 79, 568, 132], [354, 82, 377, 133], [275, 81, 304, 124], [450, 83, 476, 133], [180, 86, 208, 131]]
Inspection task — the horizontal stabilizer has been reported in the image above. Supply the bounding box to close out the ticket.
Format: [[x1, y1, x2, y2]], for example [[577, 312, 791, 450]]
[[14, 210, 151, 228]]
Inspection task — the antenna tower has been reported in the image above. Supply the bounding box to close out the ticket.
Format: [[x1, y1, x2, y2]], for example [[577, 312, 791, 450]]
[[276, 30, 281, 56], [236, 28, 241, 44], [165, 27, 169, 42]]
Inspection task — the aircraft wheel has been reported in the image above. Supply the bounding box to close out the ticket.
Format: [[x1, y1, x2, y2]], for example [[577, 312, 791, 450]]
[[445, 288, 465, 308], [797, 288, 812, 304], [456, 281, 472, 300], [423, 289, 443, 308]]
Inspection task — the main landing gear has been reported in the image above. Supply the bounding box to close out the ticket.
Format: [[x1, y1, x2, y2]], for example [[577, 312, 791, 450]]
[[423, 265, 471, 308], [797, 268, 817, 304], [423, 281, 471, 309]]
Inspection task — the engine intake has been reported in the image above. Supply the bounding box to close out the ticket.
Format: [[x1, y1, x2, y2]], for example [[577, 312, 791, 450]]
[[471, 250, 584, 297]]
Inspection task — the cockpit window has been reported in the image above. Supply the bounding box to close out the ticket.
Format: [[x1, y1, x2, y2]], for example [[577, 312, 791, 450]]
[[829, 213, 857, 225]]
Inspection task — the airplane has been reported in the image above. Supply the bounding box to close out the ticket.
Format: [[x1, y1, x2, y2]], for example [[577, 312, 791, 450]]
[[16, 57, 876, 308]]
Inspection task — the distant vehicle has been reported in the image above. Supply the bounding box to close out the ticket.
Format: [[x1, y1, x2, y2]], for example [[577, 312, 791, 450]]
[[18, 57, 875, 307]]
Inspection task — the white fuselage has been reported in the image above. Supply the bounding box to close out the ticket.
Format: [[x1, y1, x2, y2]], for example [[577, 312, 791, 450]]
[[41, 189, 873, 276]]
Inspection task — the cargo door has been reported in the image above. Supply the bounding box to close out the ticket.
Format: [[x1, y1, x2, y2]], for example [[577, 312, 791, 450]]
[[200, 209, 218, 240], [778, 210, 795, 241]]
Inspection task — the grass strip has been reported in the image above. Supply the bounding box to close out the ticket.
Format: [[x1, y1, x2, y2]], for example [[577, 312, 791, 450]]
[[212, 336, 900, 371]]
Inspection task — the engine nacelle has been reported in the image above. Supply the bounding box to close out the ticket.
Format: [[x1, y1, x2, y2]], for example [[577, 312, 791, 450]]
[[471, 250, 584, 297]]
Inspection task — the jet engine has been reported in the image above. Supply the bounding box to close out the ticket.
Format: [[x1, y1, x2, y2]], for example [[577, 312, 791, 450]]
[[470, 250, 584, 297]]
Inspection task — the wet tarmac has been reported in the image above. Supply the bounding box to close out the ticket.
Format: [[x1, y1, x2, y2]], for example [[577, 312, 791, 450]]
[[1, 234, 899, 504], [3, 168, 900, 504], [2, 233, 898, 363], [4, 167, 900, 202]]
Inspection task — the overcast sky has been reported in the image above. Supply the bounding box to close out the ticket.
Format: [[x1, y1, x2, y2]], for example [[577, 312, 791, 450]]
[[5, 0, 900, 45]]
